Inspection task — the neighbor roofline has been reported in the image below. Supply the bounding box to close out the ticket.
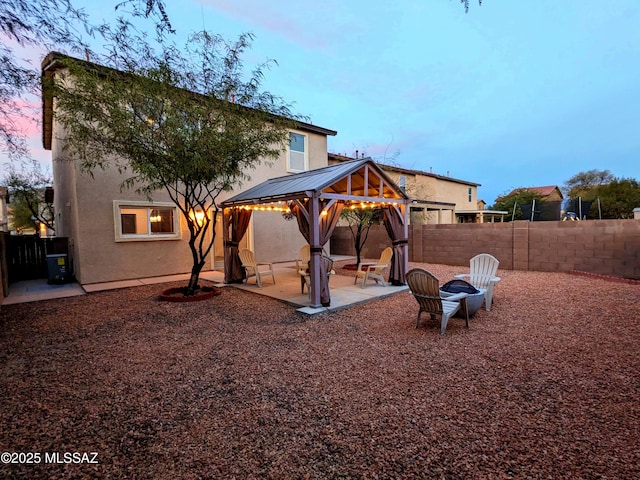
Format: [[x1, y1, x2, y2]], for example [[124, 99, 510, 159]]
[[328, 153, 481, 187]]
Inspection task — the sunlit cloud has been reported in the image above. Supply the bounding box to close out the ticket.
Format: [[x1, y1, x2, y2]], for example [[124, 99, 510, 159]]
[[199, 0, 353, 50]]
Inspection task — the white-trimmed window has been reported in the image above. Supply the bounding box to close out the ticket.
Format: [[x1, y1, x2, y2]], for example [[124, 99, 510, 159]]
[[114, 201, 180, 242], [468, 187, 473, 202], [288, 132, 308, 172]]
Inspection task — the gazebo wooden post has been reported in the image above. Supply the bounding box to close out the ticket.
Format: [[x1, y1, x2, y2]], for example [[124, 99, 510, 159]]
[[402, 200, 409, 277], [308, 194, 322, 308], [222, 208, 230, 283]]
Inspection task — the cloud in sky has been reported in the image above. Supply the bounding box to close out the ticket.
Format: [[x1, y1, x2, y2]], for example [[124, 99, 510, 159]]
[[201, 0, 356, 50], [7, 0, 639, 205]]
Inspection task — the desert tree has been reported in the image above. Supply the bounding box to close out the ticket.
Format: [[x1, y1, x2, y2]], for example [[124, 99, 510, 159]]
[[51, 26, 299, 295], [341, 207, 383, 267], [0, 0, 171, 160], [3, 159, 55, 232], [491, 189, 543, 221], [593, 178, 640, 219], [563, 169, 615, 198], [564, 173, 640, 219], [562, 169, 640, 219]]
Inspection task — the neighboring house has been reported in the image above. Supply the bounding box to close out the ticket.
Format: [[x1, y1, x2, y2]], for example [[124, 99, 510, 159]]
[[497, 185, 564, 221], [328, 153, 502, 223], [505, 185, 564, 202], [456, 199, 508, 224], [42, 53, 337, 286]]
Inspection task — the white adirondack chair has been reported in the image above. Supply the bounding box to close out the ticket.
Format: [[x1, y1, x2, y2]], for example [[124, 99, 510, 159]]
[[455, 253, 500, 311], [406, 268, 469, 335]]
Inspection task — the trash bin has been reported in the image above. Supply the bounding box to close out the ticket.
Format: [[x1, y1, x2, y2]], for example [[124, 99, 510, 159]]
[[46, 254, 69, 284]]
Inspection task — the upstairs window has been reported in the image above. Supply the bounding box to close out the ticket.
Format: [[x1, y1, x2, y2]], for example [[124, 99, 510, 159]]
[[114, 201, 180, 242], [288, 132, 307, 172], [468, 187, 473, 203]]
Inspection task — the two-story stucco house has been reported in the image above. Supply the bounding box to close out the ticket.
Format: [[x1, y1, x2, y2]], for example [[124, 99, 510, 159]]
[[328, 153, 503, 224], [42, 53, 337, 286]]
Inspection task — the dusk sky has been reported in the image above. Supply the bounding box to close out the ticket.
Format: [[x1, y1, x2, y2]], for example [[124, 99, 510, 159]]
[[9, 0, 640, 205]]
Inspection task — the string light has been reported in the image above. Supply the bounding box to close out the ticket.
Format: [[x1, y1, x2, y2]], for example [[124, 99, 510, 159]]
[[229, 199, 400, 211]]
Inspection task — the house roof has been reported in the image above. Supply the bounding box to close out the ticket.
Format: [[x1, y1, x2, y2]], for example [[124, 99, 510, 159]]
[[221, 158, 409, 207], [507, 185, 562, 197], [40, 51, 337, 150], [328, 153, 481, 187], [411, 199, 456, 208]]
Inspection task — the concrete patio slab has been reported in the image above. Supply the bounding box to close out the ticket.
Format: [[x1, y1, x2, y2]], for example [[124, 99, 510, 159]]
[[2, 279, 86, 305], [232, 263, 408, 315], [2, 257, 407, 314]]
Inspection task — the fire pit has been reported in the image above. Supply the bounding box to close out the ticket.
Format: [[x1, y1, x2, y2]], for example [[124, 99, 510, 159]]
[[440, 288, 486, 317]]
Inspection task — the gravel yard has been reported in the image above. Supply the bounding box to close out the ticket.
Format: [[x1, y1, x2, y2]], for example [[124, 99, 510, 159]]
[[1, 262, 639, 479]]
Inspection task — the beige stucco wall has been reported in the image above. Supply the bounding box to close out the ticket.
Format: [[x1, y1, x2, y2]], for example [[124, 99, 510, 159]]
[[216, 128, 329, 204], [411, 173, 476, 210], [251, 212, 308, 263], [52, 114, 331, 283], [217, 128, 330, 264], [53, 155, 202, 285], [384, 170, 477, 224], [51, 125, 84, 280]]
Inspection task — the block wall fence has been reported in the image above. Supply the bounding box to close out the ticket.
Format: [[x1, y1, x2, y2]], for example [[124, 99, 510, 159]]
[[330, 219, 640, 280]]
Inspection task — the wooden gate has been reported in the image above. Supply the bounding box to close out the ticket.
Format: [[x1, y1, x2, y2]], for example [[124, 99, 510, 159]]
[[4, 235, 69, 283]]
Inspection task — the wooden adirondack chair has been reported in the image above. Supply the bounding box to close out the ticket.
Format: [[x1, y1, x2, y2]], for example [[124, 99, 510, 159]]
[[238, 248, 275, 288], [406, 268, 469, 335], [295, 244, 311, 293], [455, 253, 500, 311], [300, 255, 335, 298], [355, 246, 393, 288]]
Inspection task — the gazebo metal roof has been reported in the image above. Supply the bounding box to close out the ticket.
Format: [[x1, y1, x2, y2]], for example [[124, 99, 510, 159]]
[[222, 158, 410, 309], [221, 158, 409, 207]]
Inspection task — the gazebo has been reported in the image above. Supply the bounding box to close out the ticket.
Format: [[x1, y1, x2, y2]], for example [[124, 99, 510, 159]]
[[221, 158, 410, 308]]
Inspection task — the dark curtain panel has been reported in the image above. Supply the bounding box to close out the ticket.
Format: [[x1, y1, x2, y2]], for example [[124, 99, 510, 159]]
[[224, 208, 252, 284], [319, 200, 344, 246], [383, 206, 407, 285], [291, 201, 310, 242], [291, 199, 343, 306]]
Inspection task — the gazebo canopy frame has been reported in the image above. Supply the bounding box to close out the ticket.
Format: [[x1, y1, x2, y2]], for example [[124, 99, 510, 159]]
[[221, 158, 410, 308]]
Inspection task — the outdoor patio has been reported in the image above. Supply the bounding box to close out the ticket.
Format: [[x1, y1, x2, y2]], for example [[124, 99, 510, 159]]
[[232, 258, 408, 314], [1, 256, 408, 313], [0, 261, 638, 479]]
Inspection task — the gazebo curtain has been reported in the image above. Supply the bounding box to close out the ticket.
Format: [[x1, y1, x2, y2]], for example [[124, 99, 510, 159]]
[[383, 206, 407, 285], [224, 208, 252, 284], [291, 199, 344, 306]]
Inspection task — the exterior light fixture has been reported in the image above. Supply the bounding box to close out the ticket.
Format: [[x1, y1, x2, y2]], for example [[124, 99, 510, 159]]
[[189, 209, 207, 226]]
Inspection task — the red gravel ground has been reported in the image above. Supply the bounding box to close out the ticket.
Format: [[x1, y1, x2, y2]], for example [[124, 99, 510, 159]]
[[1, 262, 639, 479]]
